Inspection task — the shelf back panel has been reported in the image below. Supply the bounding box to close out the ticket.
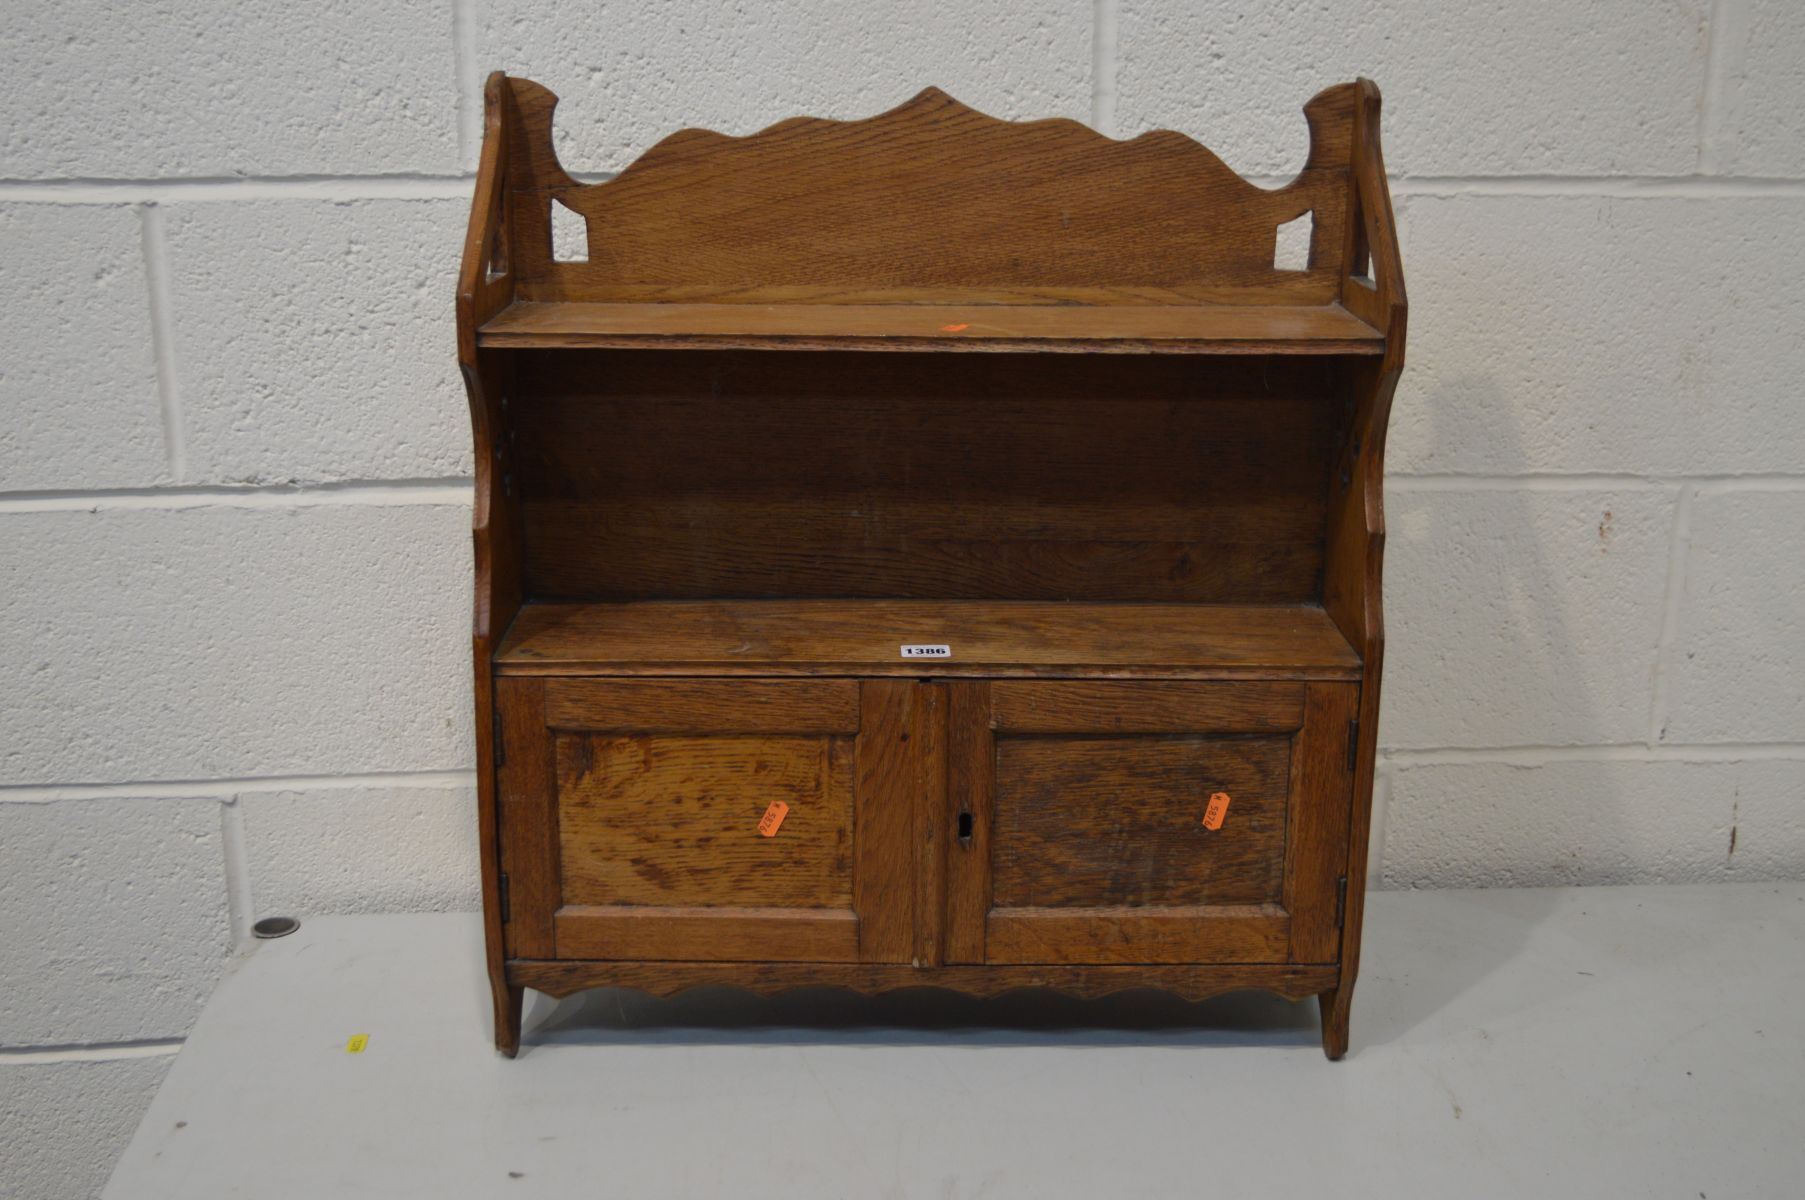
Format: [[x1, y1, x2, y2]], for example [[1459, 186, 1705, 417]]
[[510, 350, 1345, 604], [498, 78, 1360, 306]]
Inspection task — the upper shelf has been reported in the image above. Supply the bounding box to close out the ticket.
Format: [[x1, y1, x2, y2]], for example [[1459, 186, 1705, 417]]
[[477, 299, 1385, 355]]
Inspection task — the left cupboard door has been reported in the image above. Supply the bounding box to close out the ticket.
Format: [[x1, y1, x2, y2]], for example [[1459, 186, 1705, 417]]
[[493, 678, 923, 964]]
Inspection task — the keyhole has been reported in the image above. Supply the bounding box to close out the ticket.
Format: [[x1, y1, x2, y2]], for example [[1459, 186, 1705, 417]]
[[957, 811, 974, 844]]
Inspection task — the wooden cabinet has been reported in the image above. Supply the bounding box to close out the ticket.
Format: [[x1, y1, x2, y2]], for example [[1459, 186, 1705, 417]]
[[458, 75, 1405, 1058]]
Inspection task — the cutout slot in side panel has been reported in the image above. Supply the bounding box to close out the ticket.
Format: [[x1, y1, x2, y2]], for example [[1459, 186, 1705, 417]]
[[1274, 211, 1313, 272], [551, 197, 589, 264]]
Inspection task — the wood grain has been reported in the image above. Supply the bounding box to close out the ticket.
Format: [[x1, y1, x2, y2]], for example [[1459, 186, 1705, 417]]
[[991, 736, 1291, 908], [941, 680, 1332, 970], [1319, 81, 1407, 1058], [495, 601, 1362, 679], [1282, 683, 1357, 964], [544, 679, 860, 733], [985, 906, 1291, 965], [494, 80, 1362, 303], [510, 350, 1343, 605], [458, 77, 525, 711], [912, 683, 948, 967], [989, 680, 1305, 733], [554, 732, 854, 908], [943, 682, 994, 965], [853, 681, 926, 964], [553, 906, 858, 962], [478, 300, 1383, 354], [456, 78, 521, 1053], [507, 959, 1340, 1003], [494, 677, 557, 959]]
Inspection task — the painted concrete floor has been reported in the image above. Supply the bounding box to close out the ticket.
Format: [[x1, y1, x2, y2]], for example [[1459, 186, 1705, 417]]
[[107, 883, 1805, 1199]]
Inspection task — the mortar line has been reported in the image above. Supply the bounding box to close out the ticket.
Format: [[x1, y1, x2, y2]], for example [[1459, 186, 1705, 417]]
[[451, 0, 482, 169], [0, 478, 474, 513], [6, 171, 1805, 206], [1391, 474, 1805, 492], [1386, 174, 1805, 198], [1391, 475, 1674, 492], [1385, 742, 1805, 767], [1692, 476, 1805, 494], [1698, 0, 1753, 174], [1366, 764, 1392, 889], [1648, 484, 1696, 746], [0, 473, 1802, 516], [0, 1040, 184, 1064], [4, 742, 1800, 803], [221, 797, 255, 948], [0, 770, 478, 804], [139, 205, 187, 483], [1091, 0, 1119, 136], [0, 175, 479, 204]]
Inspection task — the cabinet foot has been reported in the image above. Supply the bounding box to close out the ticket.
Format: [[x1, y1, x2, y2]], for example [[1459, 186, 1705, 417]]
[[1317, 986, 1351, 1060], [493, 981, 524, 1058]]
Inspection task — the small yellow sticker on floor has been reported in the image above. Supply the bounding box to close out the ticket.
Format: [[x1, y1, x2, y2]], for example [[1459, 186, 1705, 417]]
[[345, 1034, 369, 1054]]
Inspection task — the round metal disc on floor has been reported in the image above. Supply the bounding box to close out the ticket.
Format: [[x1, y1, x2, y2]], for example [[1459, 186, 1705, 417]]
[[252, 916, 300, 939]]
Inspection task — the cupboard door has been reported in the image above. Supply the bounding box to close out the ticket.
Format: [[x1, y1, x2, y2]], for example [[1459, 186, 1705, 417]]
[[495, 678, 926, 963], [944, 681, 1355, 966]]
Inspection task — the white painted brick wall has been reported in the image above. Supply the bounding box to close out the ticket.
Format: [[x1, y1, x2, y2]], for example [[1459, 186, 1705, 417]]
[[0, 505, 472, 785], [1381, 487, 1677, 749], [0, 2, 1802, 1196], [0, 205, 166, 491], [1712, 0, 1805, 177], [240, 784, 481, 915], [1388, 195, 1805, 476], [1662, 489, 1805, 744], [1383, 758, 1805, 888], [1115, 0, 1709, 176], [0, 798, 229, 1045], [0, 0, 461, 179], [165, 200, 470, 485], [477, 0, 1093, 174]]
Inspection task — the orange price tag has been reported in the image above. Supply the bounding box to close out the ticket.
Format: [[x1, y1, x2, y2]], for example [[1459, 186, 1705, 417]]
[[758, 801, 790, 837], [1202, 792, 1230, 831]]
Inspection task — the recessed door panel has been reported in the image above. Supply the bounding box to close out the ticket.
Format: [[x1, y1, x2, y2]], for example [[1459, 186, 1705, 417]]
[[555, 732, 854, 910], [945, 681, 1355, 966], [991, 735, 1291, 909], [495, 678, 927, 963]]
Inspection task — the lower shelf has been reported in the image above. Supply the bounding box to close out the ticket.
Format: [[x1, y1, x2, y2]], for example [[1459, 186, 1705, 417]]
[[507, 960, 1340, 1002], [494, 599, 1361, 679]]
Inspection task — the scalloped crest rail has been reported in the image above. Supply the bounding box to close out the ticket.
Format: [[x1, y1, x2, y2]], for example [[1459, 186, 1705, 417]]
[[458, 75, 1405, 1059]]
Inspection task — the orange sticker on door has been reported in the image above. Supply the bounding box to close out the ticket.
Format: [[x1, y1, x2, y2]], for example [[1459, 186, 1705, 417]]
[[1202, 792, 1231, 831], [758, 801, 790, 837]]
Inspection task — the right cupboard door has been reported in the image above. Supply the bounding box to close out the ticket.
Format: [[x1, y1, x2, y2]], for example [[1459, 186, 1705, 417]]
[[943, 681, 1356, 966]]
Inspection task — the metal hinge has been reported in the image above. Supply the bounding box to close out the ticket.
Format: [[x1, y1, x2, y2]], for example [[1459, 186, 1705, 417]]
[[1335, 876, 1348, 928], [1346, 718, 1359, 771], [493, 703, 505, 768], [499, 872, 511, 924]]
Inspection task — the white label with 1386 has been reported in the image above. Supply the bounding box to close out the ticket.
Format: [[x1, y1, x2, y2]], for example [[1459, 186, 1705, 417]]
[[900, 644, 952, 659]]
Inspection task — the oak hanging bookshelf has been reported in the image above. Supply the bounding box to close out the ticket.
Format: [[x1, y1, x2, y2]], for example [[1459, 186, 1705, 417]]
[[458, 73, 1405, 1058]]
